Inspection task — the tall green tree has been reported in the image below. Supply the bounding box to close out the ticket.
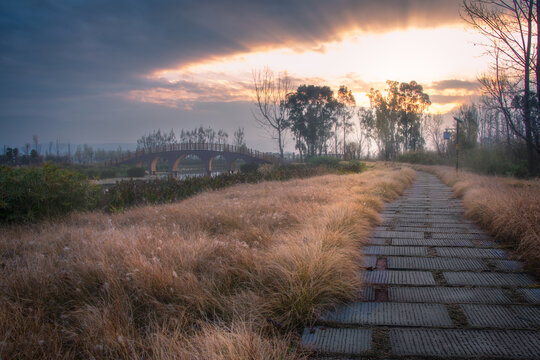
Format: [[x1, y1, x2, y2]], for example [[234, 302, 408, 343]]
[[360, 80, 430, 160], [396, 81, 431, 151], [285, 85, 339, 158]]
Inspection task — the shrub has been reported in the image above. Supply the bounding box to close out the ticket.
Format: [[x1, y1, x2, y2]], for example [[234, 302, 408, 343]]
[[306, 156, 340, 167], [0, 163, 100, 222], [397, 151, 443, 165], [337, 160, 367, 173], [126, 166, 146, 177], [99, 168, 118, 179], [240, 162, 259, 173], [397, 146, 530, 178]]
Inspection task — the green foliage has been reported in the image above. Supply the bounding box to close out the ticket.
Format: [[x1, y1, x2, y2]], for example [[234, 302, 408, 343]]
[[397, 147, 529, 178], [99, 168, 117, 179], [307, 156, 340, 167], [0, 163, 100, 223], [126, 166, 146, 177], [239, 162, 259, 173], [103, 162, 365, 211], [286, 85, 339, 157], [362, 80, 431, 160], [461, 147, 528, 178], [337, 160, 367, 173], [397, 151, 445, 165], [0, 161, 367, 222]]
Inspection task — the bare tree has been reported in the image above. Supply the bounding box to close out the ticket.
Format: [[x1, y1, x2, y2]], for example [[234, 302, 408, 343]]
[[426, 114, 446, 156], [252, 67, 292, 164], [32, 135, 40, 155], [462, 0, 538, 174], [233, 127, 246, 148], [337, 85, 357, 157]]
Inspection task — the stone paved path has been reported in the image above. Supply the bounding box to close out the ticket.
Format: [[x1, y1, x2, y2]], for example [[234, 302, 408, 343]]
[[302, 171, 540, 359]]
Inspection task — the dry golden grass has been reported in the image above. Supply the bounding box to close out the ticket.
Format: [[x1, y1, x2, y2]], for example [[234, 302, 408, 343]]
[[0, 167, 415, 359], [417, 165, 540, 276]]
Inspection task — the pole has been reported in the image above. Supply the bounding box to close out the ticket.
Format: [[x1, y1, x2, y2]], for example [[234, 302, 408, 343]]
[[456, 121, 460, 174], [453, 117, 463, 174]]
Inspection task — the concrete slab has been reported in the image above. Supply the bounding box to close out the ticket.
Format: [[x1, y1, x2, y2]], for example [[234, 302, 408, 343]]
[[374, 231, 424, 239], [388, 287, 512, 304], [477, 239, 499, 247], [362, 256, 377, 269], [462, 304, 540, 329], [368, 238, 388, 245], [387, 256, 488, 271], [302, 327, 371, 354], [362, 270, 436, 285], [364, 246, 428, 256], [320, 302, 452, 327], [443, 272, 536, 286], [361, 286, 375, 301], [432, 232, 491, 240], [519, 288, 540, 304], [436, 247, 508, 258], [391, 238, 475, 247], [391, 328, 540, 358], [492, 259, 524, 272]]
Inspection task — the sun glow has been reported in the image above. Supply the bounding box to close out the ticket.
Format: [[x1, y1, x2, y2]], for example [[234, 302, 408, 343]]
[[129, 26, 489, 112]]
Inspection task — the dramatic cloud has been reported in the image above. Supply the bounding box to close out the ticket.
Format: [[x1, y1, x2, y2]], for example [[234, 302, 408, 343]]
[[1, 0, 462, 100], [1, 0, 477, 147], [430, 79, 480, 91]]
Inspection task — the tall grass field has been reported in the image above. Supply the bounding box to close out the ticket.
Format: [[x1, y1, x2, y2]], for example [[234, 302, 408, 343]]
[[0, 167, 415, 359]]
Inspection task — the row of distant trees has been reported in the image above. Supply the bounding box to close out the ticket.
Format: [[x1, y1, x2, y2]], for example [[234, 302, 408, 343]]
[[135, 126, 247, 152], [1, 125, 248, 167], [1, 139, 130, 166]]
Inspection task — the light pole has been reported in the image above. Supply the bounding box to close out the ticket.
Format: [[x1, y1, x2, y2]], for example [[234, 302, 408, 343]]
[[453, 117, 464, 173]]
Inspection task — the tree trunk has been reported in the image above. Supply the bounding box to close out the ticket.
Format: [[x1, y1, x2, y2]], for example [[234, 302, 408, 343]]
[[343, 125, 346, 159], [277, 126, 284, 165], [524, 1, 535, 175]]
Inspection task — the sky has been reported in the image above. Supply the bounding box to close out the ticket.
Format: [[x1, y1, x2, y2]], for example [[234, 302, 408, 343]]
[[0, 0, 490, 152]]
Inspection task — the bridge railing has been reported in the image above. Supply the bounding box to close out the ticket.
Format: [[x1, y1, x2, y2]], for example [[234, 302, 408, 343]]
[[119, 143, 277, 163]]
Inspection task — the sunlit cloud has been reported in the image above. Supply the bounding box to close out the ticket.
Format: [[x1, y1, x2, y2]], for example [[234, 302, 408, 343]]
[[127, 25, 489, 113]]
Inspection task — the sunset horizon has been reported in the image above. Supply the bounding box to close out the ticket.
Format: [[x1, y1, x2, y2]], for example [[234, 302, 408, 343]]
[[1, 0, 489, 152]]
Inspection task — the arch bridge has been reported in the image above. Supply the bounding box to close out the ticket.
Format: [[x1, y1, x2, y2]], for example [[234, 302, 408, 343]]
[[118, 143, 277, 176]]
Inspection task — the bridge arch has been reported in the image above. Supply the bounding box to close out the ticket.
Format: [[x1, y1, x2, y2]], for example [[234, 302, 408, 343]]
[[229, 158, 247, 172], [209, 154, 229, 173], [117, 143, 276, 176], [171, 154, 187, 173]]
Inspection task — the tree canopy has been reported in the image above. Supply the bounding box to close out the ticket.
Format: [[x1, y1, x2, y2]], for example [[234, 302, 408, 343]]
[[285, 85, 340, 158], [361, 80, 431, 160]]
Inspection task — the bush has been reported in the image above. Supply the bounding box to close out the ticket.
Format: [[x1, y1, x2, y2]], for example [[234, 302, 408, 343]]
[[397, 151, 444, 165], [126, 166, 146, 177], [397, 147, 530, 178], [337, 160, 367, 173], [461, 147, 529, 178], [0, 163, 100, 223], [239, 163, 259, 173], [307, 156, 340, 167], [103, 162, 365, 212], [99, 168, 118, 179]]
